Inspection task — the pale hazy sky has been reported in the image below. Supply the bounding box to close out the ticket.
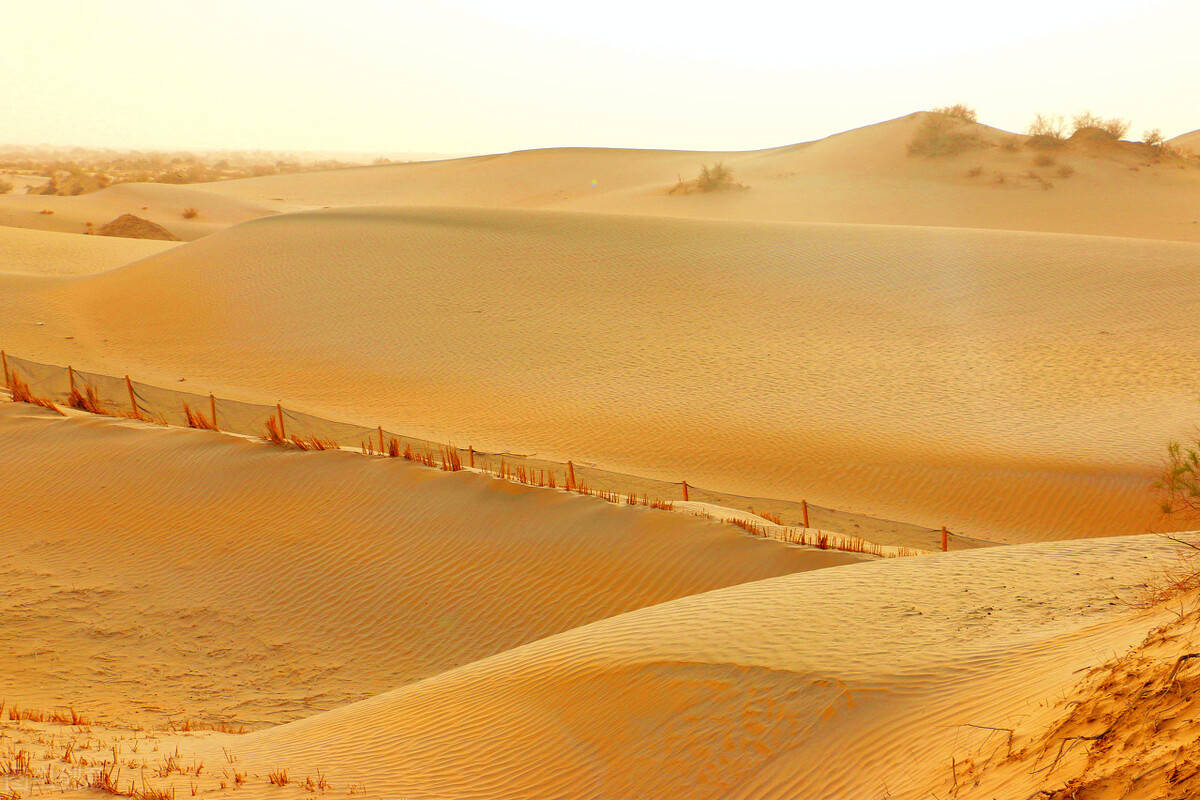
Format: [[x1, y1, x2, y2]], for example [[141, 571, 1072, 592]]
[[5, 0, 1198, 154]]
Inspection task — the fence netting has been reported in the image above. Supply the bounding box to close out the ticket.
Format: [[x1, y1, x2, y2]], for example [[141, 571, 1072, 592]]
[[2, 350, 945, 554]]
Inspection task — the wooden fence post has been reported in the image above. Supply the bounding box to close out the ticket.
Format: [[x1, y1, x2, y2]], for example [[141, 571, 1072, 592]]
[[468, 446, 475, 468], [125, 375, 139, 418], [567, 460, 577, 490], [277, 403, 285, 440], [682, 481, 689, 501], [1, 350, 8, 388], [68, 365, 76, 395], [378, 425, 384, 453], [941, 526, 948, 552], [802, 499, 810, 528], [210, 393, 218, 431]]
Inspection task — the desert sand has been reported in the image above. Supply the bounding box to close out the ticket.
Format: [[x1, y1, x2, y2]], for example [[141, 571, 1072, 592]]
[[2, 205, 1199, 540], [3, 110, 1200, 799]]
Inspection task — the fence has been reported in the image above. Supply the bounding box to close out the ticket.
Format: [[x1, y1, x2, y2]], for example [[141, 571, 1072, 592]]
[[1, 349, 941, 558]]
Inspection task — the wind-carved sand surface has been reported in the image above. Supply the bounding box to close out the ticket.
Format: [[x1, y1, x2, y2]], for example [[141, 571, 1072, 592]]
[[3, 111, 1200, 799], [2, 206, 1199, 540], [0, 403, 1193, 799], [0, 402, 855, 726]]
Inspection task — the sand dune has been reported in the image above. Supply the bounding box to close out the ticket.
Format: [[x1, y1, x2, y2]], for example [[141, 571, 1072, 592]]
[[0, 181, 279, 241], [4, 109, 1199, 800], [1, 206, 1196, 540], [0, 400, 853, 726], [3, 115, 1195, 244], [0, 224, 177, 276], [188, 534, 1184, 800], [1170, 128, 1200, 155], [1, 396, 1186, 799], [196, 113, 1200, 242]]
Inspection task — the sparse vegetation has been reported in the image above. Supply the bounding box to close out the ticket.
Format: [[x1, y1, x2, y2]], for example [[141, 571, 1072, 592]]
[[931, 103, 977, 123], [68, 382, 107, 414], [1033, 153, 1056, 167], [1158, 439, 1200, 517], [1026, 113, 1067, 145], [1144, 128, 1165, 148], [669, 162, 746, 194], [9, 373, 64, 415], [1071, 110, 1130, 139], [182, 403, 217, 431], [697, 162, 734, 191], [908, 114, 980, 157], [181, 207, 198, 219], [1056, 164, 1075, 178], [966, 165, 983, 178]]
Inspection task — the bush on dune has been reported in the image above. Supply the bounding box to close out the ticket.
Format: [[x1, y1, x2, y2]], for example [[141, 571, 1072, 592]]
[[931, 103, 978, 123], [908, 112, 980, 157], [669, 162, 746, 194], [1071, 111, 1130, 140], [1026, 113, 1068, 146]]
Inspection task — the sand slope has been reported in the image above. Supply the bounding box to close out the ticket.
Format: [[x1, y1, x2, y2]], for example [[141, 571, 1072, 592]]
[[0, 224, 177, 276], [200, 534, 1185, 799], [0, 401, 853, 726], [0, 181, 279, 241], [2, 206, 1196, 540], [4, 115, 1195, 244], [198, 113, 1200, 242], [1170, 128, 1200, 155]]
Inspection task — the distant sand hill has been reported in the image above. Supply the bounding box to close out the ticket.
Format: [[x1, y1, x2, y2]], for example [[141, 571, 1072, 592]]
[[1, 113, 1198, 242], [1170, 128, 1200, 155]]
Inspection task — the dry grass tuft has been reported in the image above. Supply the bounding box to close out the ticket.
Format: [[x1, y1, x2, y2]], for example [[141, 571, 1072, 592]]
[[174, 718, 247, 734], [8, 706, 45, 723], [89, 761, 120, 792], [181, 207, 198, 219], [263, 414, 287, 445], [67, 383, 106, 414], [289, 434, 339, 451], [268, 768, 289, 786], [9, 374, 64, 415], [49, 707, 89, 726], [182, 403, 217, 431], [440, 445, 463, 471], [303, 770, 332, 792]]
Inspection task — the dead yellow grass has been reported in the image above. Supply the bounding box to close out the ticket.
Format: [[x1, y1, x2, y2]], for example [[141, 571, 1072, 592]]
[[8, 373, 64, 415], [182, 403, 217, 431]]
